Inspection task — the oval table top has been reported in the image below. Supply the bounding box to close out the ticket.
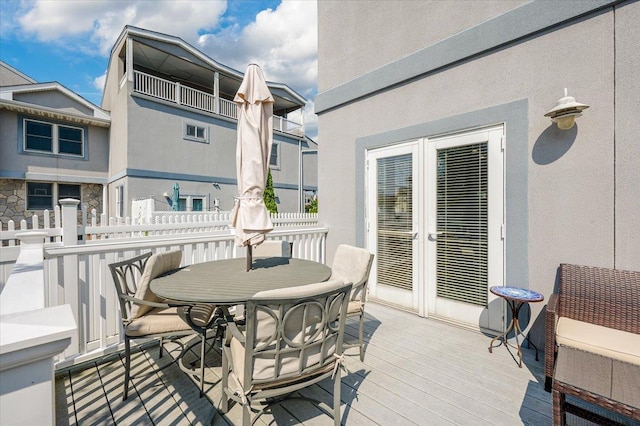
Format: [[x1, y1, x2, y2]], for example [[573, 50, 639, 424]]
[[150, 257, 332, 304]]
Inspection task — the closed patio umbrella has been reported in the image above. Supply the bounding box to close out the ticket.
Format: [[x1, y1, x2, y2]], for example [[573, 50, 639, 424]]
[[231, 64, 274, 270]]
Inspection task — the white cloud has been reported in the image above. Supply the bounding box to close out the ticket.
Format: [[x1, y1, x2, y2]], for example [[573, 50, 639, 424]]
[[16, 0, 227, 55], [93, 72, 107, 92]]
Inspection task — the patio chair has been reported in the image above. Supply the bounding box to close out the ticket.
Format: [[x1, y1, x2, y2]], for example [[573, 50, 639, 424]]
[[252, 240, 292, 258], [220, 279, 353, 426], [109, 250, 216, 399], [329, 244, 374, 361]]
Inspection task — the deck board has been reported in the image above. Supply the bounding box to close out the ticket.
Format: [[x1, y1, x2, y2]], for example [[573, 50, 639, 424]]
[[56, 302, 554, 425]]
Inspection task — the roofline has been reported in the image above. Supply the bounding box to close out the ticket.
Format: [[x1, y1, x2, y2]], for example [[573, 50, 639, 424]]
[[0, 60, 37, 84], [111, 25, 307, 106], [0, 98, 111, 128], [1, 82, 110, 120]]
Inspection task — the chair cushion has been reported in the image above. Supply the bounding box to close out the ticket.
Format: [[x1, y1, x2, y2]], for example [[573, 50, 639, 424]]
[[555, 317, 640, 408], [347, 300, 363, 315], [125, 306, 191, 336], [329, 244, 373, 302], [252, 240, 291, 258], [125, 304, 215, 337], [556, 317, 640, 366], [131, 250, 182, 319]]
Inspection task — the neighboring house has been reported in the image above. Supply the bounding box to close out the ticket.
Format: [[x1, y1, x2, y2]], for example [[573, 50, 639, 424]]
[[101, 26, 316, 218], [0, 61, 110, 226], [316, 0, 639, 346], [0, 26, 316, 228]]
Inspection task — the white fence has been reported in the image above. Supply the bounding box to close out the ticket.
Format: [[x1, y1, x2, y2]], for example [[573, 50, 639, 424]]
[[1, 202, 327, 368]]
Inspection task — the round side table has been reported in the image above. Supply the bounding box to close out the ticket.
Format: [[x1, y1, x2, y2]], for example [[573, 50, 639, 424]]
[[488, 286, 544, 368]]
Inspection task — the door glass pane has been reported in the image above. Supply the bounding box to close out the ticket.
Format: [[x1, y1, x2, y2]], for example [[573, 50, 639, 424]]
[[377, 154, 413, 290], [436, 143, 488, 306]]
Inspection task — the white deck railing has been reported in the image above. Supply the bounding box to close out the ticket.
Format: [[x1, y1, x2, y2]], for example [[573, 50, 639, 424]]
[[133, 70, 304, 136], [1, 201, 327, 368]]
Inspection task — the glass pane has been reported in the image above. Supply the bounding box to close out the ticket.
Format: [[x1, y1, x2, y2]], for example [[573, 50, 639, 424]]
[[377, 154, 413, 291], [436, 143, 488, 306], [192, 198, 203, 211], [59, 126, 83, 155], [25, 121, 53, 151], [186, 125, 196, 137], [178, 198, 187, 211], [270, 144, 278, 166], [27, 182, 53, 210], [59, 184, 81, 198]]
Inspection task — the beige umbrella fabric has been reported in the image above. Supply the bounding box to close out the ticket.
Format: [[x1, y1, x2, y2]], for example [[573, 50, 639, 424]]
[[231, 64, 275, 251]]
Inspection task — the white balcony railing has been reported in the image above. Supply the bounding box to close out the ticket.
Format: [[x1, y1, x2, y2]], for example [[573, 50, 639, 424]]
[[133, 70, 304, 136]]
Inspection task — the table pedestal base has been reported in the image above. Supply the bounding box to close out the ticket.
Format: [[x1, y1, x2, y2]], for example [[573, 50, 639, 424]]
[[488, 299, 539, 368]]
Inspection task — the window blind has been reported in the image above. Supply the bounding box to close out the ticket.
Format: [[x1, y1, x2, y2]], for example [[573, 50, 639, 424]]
[[376, 154, 413, 291], [436, 143, 488, 306]]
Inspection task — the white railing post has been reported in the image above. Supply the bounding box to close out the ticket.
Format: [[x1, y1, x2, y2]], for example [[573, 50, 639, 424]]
[[59, 199, 80, 355]]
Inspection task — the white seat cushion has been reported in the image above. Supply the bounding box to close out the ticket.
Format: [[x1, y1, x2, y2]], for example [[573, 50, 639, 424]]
[[131, 250, 182, 318], [556, 317, 640, 366]]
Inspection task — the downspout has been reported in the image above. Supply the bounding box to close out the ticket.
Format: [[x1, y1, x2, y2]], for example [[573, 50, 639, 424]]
[[298, 140, 302, 212]]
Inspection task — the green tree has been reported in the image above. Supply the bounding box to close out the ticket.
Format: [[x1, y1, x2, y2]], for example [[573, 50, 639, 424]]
[[305, 197, 318, 213], [264, 169, 278, 214]]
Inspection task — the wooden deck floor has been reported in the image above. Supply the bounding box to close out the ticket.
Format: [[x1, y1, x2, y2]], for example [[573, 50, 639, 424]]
[[55, 303, 554, 425]]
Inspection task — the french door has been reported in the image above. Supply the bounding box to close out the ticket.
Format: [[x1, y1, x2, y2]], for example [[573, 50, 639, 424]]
[[366, 142, 420, 311], [366, 125, 504, 331], [426, 126, 504, 330]]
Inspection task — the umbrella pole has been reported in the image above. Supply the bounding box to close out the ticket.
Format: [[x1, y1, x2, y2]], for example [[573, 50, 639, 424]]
[[246, 245, 253, 271]]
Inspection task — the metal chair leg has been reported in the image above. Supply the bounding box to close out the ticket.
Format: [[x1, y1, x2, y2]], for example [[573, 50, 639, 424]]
[[358, 312, 365, 362], [200, 332, 206, 397], [123, 337, 131, 401]]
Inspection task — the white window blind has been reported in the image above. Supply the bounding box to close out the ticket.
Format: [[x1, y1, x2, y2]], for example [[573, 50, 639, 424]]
[[436, 143, 488, 306], [376, 154, 413, 291]]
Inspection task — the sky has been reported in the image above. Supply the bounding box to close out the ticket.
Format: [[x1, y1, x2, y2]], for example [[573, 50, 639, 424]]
[[0, 0, 319, 138]]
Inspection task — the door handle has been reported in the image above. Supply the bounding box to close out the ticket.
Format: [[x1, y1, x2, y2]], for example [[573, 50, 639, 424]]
[[428, 231, 444, 239]]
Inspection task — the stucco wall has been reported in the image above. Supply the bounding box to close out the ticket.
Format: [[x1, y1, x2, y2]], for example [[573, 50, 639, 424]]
[[317, 0, 638, 345]]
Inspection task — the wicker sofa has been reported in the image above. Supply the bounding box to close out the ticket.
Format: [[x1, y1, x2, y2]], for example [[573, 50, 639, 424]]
[[544, 263, 640, 425]]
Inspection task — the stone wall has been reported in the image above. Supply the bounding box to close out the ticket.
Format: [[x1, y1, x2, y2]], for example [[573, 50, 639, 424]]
[[0, 179, 103, 229]]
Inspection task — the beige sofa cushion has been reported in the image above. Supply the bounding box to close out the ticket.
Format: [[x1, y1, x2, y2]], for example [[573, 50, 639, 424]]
[[556, 317, 640, 366], [131, 250, 182, 319], [555, 317, 640, 409]]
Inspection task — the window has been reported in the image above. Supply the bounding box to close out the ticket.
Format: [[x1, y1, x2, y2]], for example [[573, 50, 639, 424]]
[[192, 198, 203, 211], [59, 184, 81, 209], [270, 142, 280, 168], [26, 182, 81, 210], [27, 182, 53, 210], [23, 118, 85, 157], [115, 186, 124, 217], [183, 122, 208, 143]]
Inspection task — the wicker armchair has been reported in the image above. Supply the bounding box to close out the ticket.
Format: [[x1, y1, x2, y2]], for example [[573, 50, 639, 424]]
[[544, 263, 640, 425]]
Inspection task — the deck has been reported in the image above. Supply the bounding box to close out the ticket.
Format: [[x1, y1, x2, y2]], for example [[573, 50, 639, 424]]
[[55, 303, 554, 425]]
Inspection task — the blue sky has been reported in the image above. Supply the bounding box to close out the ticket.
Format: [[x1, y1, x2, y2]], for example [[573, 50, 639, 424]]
[[0, 0, 318, 137]]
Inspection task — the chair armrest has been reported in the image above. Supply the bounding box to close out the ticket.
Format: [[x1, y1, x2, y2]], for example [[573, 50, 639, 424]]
[[120, 294, 170, 309], [544, 293, 559, 392], [224, 320, 246, 346]]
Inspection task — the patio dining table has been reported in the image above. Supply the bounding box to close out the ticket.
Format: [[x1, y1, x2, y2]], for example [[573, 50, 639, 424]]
[[150, 257, 332, 305]]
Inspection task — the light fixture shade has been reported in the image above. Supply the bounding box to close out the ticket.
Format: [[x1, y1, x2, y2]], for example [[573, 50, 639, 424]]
[[545, 88, 589, 129]]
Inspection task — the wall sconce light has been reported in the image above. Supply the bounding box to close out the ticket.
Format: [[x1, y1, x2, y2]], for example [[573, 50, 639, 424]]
[[545, 88, 589, 130], [212, 182, 220, 189]]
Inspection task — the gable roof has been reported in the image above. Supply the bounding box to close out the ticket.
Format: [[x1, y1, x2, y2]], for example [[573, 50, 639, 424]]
[[0, 82, 110, 127]]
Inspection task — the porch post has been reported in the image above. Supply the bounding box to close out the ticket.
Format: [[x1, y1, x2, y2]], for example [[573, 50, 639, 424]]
[[59, 199, 80, 356]]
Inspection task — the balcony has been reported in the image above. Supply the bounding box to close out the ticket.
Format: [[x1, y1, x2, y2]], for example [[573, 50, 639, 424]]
[[132, 70, 305, 137]]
